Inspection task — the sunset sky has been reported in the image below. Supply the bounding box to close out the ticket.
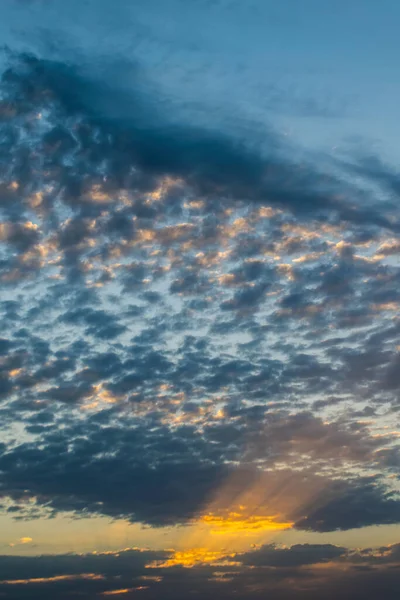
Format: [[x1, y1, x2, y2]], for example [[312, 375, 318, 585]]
[[0, 1, 400, 599]]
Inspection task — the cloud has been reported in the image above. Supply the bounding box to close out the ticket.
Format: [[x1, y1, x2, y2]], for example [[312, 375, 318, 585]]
[[239, 543, 347, 567], [8, 537, 33, 548], [0, 48, 399, 550], [295, 479, 400, 532], [0, 543, 400, 600]]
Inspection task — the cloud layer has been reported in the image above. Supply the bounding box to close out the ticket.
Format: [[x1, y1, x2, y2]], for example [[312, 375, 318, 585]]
[[1, 543, 400, 600], [0, 47, 399, 568]]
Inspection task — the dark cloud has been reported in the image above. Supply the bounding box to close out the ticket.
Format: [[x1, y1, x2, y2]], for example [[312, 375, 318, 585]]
[[239, 543, 347, 567], [296, 479, 400, 532], [0, 420, 228, 524], [0, 543, 399, 600], [1, 52, 398, 230]]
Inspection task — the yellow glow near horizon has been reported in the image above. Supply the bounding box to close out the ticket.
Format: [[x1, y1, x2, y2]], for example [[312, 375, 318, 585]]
[[148, 547, 240, 569], [147, 508, 293, 568]]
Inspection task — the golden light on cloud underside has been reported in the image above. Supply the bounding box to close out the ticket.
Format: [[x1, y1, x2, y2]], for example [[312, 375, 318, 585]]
[[1, 574, 104, 585], [103, 588, 148, 596], [144, 466, 299, 569], [148, 547, 240, 569], [148, 511, 293, 568], [82, 383, 119, 411], [201, 512, 293, 535], [145, 176, 183, 204]]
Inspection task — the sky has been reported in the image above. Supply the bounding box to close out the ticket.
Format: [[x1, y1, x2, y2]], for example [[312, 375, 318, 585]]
[[0, 1, 399, 599]]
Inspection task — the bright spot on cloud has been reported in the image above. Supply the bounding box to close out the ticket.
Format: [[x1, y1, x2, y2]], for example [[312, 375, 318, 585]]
[[9, 537, 33, 547], [148, 548, 240, 569], [103, 587, 148, 595], [201, 512, 293, 535]]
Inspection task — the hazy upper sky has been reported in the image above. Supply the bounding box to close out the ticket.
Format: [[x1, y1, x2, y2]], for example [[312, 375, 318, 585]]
[[0, 2, 399, 599], [2, 1, 400, 153]]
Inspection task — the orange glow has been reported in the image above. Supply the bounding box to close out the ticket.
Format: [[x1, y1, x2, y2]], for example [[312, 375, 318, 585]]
[[102, 589, 150, 596], [145, 176, 183, 204], [136, 228, 156, 243], [8, 368, 22, 378], [88, 185, 113, 204], [1, 573, 104, 585], [82, 384, 119, 411], [29, 191, 43, 208]]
